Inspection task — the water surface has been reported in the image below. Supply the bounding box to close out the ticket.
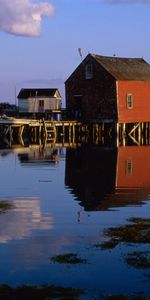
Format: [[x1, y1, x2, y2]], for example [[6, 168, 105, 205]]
[[0, 144, 150, 299]]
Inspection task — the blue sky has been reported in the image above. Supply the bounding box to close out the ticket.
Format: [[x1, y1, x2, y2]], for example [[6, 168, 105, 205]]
[[0, 0, 150, 106]]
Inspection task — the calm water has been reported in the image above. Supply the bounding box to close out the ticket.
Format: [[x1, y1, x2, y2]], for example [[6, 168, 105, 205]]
[[1, 143, 150, 299]]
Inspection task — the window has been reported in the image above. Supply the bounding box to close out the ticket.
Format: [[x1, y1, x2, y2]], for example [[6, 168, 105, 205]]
[[127, 94, 133, 109], [85, 62, 93, 79], [39, 100, 44, 108], [126, 159, 132, 176]]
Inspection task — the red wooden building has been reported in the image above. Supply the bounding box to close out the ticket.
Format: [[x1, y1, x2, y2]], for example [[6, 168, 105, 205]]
[[65, 53, 150, 125]]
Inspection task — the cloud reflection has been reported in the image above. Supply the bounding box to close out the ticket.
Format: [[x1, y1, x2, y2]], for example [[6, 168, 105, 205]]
[[0, 196, 54, 243]]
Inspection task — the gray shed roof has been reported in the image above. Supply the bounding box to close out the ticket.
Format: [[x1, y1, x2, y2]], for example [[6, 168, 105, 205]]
[[91, 54, 150, 81], [18, 88, 61, 99]]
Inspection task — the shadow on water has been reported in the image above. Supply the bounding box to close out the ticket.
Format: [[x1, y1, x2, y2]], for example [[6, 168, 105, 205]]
[[65, 145, 150, 211], [0, 284, 150, 300], [0, 284, 84, 300]]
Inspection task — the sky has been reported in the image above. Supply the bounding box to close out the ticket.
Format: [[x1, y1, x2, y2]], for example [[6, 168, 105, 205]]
[[0, 0, 150, 107]]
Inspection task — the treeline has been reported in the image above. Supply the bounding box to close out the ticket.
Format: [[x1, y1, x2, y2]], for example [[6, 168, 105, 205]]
[[0, 102, 18, 116]]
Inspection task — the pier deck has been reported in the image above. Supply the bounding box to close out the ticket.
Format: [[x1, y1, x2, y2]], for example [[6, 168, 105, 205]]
[[1, 117, 150, 146], [0, 117, 82, 145]]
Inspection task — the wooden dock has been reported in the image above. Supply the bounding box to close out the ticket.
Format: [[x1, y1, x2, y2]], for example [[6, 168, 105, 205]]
[[0, 117, 82, 146], [1, 117, 150, 146]]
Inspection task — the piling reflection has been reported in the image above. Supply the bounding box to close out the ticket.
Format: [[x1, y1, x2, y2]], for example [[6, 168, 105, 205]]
[[65, 145, 150, 211], [1, 142, 150, 212]]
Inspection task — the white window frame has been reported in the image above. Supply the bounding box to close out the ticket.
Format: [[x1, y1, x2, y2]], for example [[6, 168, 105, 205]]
[[127, 93, 133, 109]]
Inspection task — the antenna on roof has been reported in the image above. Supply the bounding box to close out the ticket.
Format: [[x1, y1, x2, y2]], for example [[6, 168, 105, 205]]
[[78, 48, 83, 61]]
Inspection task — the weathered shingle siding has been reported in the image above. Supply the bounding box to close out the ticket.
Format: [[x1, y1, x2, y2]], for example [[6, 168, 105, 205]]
[[66, 56, 118, 122], [66, 53, 150, 123]]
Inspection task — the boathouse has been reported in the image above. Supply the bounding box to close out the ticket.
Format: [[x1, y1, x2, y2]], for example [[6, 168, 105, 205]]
[[17, 88, 62, 119], [65, 53, 150, 124]]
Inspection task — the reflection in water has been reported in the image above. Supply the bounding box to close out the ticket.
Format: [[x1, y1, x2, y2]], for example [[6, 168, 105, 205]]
[[65, 145, 150, 211], [18, 146, 60, 166], [65, 145, 117, 211], [0, 201, 14, 214], [116, 146, 150, 188], [0, 145, 63, 166], [1, 143, 150, 297], [0, 196, 54, 243]]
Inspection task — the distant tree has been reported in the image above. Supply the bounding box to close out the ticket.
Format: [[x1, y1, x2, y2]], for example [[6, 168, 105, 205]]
[[0, 102, 18, 116]]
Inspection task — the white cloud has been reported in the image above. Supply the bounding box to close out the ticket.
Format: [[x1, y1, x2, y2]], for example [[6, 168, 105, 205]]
[[0, 0, 54, 37]]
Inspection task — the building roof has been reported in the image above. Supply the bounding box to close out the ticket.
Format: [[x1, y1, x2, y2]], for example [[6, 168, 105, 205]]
[[91, 54, 150, 81], [18, 88, 61, 99]]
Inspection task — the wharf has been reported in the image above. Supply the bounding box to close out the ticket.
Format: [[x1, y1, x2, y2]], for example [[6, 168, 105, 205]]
[[0, 117, 82, 145], [1, 117, 150, 146], [0, 117, 80, 127]]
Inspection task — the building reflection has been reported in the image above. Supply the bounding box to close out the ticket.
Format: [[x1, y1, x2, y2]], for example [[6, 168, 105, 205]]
[[0, 144, 63, 165], [65, 145, 150, 211], [17, 146, 60, 166]]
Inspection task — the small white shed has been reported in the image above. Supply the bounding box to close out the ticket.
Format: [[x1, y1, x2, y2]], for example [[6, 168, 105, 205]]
[[18, 88, 62, 113]]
